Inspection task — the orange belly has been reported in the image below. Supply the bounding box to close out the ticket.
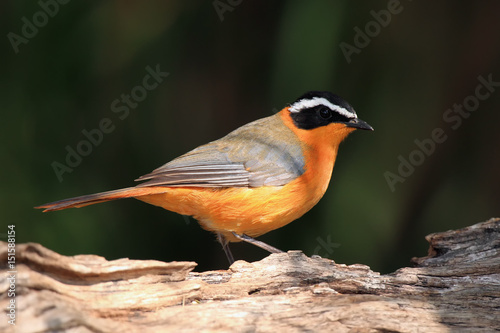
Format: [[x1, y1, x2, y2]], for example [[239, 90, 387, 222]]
[[136, 167, 331, 242]]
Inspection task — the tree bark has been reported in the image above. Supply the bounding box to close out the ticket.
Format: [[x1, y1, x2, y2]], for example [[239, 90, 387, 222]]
[[1, 218, 499, 332]]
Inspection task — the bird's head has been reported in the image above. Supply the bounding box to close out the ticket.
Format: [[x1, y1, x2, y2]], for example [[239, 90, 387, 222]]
[[284, 91, 373, 148]]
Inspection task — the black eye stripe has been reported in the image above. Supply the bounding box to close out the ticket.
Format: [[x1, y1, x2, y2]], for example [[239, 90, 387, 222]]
[[288, 91, 357, 130], [290, 105, 351, 130], [314, 105, 351, 122]]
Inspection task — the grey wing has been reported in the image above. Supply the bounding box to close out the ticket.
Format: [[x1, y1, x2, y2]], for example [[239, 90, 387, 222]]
[[135, 143, 250, 187], [135, 115, 305, 188]]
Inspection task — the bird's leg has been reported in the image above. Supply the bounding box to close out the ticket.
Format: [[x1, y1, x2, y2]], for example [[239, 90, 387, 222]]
[[217, 232, 235, 265], [231, 232, 284, 254]]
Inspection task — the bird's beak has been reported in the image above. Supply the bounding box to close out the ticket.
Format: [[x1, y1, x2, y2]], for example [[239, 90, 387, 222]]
[[345, 118, 374, 131]]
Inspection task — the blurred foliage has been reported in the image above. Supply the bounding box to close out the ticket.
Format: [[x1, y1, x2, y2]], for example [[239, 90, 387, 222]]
[[2, 0, 499, 273]]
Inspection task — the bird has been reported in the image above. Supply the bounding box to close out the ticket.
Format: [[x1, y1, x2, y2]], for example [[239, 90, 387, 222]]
[[36, 91, 373, 263]]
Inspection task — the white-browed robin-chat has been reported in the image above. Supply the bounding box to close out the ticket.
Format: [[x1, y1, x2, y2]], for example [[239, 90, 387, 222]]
[[36, 91, 374, 263]]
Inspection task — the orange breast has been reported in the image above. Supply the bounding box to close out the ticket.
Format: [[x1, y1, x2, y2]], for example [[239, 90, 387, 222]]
[[136, 108, 355, 242]]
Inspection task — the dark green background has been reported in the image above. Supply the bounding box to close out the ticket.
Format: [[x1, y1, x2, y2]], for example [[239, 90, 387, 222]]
[[2, 1, 499, 273]]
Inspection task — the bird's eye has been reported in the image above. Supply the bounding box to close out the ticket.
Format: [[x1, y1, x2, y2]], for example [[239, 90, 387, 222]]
[[318, 107, 331, 119]]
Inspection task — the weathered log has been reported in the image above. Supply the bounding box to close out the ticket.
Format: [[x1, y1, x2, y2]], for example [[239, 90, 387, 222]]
[[1, 218, 499, 332]]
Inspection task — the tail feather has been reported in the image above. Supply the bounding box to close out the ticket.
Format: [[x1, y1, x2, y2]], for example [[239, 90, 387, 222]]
[[35, 187, 170, 212]]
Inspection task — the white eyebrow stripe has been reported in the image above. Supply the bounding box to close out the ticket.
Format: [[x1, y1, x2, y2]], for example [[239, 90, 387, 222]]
[[289, 97, 356, 119]]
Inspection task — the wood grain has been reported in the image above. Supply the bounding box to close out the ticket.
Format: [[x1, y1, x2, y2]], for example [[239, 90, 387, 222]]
[[1, 218, 499, 332]]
